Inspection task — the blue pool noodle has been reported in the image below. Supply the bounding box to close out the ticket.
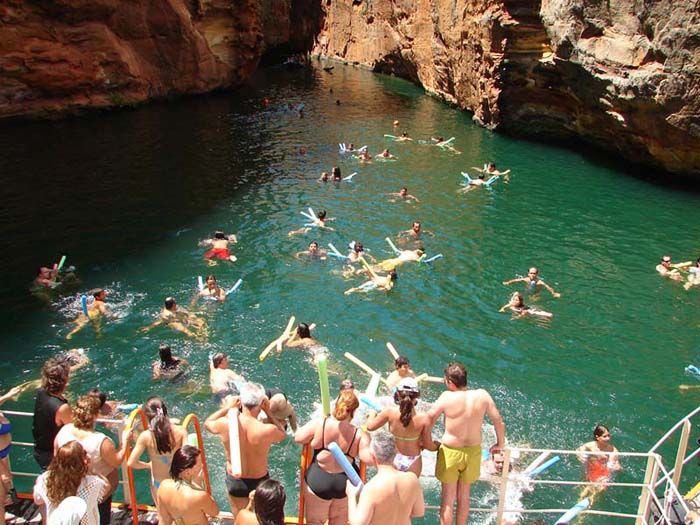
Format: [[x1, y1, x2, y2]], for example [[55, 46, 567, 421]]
[[485, 175, 500, 186], [423, 254, 444, 264], [227, 279, 243, 295], [360, 395, 382, 412], [555, 498, 590, 524], [527, 455, 560, 478], [328, 442, 363, 487], [80, 295, 88, 316]]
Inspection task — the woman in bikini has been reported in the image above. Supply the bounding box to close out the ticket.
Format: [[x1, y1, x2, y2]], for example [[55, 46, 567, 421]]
[[156, 446, 219, 525], [294, 390, 369, 525], [127, 397, 187, 503], [498, 291, 553, 318], [365, 378, 437, 476]]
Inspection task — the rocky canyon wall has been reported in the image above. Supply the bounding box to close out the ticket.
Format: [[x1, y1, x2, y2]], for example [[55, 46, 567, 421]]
[[0, 0, 318, 118], [313, 0, 700, 175]]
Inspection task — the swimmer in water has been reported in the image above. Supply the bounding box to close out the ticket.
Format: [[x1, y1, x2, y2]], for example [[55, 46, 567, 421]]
[[393, 120, 400, 128], [296, 241, 328, 260], [152, 344, 190, 380], [503, 267, 561, 298], [344, 268, 397, 295], [388, 187, 419, 203], [385, 356, 417, 390], [576, 424, 621, 501], [66, 288, 111, 340], [318, 172, 330, 182], [370, 249, 424, 273], [288, 210, 335, 236], [376, 149, 396, 159], [140, 297, 206, 338], [210, 353, 245, 405], [499, 292, 553, 318], [194, 275, 226, 303], [346, 241, 375, 264], [399, 221, 434, 240], [458, 173, 499, 192], [656, 255, 691, 281], [684, 258, 700, 290], [396, 132, 413, 142], [331, 166, 342, 181], [199, 231, 238, 264], [34, 266, 59, 289], [357, 150, 372, 163], [281, 322, 318, 350], [472, 162, 511, 177]]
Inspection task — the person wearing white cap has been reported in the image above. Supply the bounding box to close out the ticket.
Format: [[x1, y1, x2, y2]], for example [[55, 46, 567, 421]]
[[364, 377, 438, 476], [33, 441, 107, 525]]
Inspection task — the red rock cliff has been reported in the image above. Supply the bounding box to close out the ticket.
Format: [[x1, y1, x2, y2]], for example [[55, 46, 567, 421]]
[[313, 0, 700, 175], [0, 0, 318, 118]]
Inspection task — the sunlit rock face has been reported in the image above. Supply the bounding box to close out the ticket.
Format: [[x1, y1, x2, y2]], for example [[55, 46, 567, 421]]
[[0, 0, 319, 118], [313, 0, 700, 175]]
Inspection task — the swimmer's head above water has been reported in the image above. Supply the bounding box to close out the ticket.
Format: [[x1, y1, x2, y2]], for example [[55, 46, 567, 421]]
[[90, 288, 106, 300], [510, 291, 524, 306], [394, 356, 411, 373], [159, 344, 177, 366], [320, 172, 329, 182], [317, 210, 327, 220], [164, 297, 177, 311], [309, 241, 319, 252], [296, 323, 312, 339], [214, 231, 226, 240], [593, 424, 611, 441], [353, 241, 364, 254], [412, 221, 421, 233], [206, 275, 217, 288], [331, 167, 341, 180], [389, 270, 397, 281], [212, 352, 227, 368]]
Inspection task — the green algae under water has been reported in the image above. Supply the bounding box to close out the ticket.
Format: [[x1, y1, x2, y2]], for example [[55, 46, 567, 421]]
[[0, 62, 699, 523]]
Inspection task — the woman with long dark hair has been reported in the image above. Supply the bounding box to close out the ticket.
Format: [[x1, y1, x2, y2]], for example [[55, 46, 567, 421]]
[[156, 446, 219, 525], [33, 441, 107, 525], [234, 478, 286, 525], [365, 378, 437, 476], [127, 396, 187, 501]]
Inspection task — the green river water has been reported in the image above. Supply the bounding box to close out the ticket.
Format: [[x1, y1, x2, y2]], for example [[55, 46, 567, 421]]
[[0, 61, 699, 523]]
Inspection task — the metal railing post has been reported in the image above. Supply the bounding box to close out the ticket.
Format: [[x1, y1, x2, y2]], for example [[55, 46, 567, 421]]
[[671, 420, 691, 488], [636, 454, 660, 525], [495, 448, 511, 525]]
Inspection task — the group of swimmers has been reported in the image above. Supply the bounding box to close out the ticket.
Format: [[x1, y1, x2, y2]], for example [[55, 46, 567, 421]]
[[656, 255, 700, 290]]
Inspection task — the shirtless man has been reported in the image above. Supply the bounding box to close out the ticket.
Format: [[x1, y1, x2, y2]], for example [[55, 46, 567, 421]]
[[388, 187, 419, 203], [503, 267, 561, 298], [296, 241, 328, 260], [458, 174, 499, 192], [471, 162, 511, 177], [34, 267, 59, 289], [288, 210, 335, 236], [358, 150, 372, 163], [200, 231, 238, 263], [345, 268, 397, 295], [210, 353, 245, 404], [396, 132, 413, 142], [656, 255, 691, 281], [204, 383, 286, 514], [385, 356, 416, 390], [399, 221, 434, 240], [140, 297, 205, 338], [66, 288, 111, 340], [318, 172, 330, 182], [376, 149, 396, 159], [345, 431, 424, 525], [427, 363, 506, 525], [371, 249, 424, 273]]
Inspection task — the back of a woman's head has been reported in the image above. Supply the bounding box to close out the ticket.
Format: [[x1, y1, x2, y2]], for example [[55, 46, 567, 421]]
[[41, 358, 69, 395], [297, 323, 311, 339], [47, 441, 87, 505], [394, 390, 419, 427], [144, 396, 173, 454], [170, 445, 199, 480], [333, 389, 359, 421], [73, 395, 101, 430], [254, 479, 286, 525]]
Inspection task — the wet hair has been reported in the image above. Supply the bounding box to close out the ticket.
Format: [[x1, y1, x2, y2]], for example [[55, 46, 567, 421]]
[[389, 270, 397, 281], [395, 356, 410, 369], [297, 323, 311, 339], [240, 382, 265, 409], [354, 242, 364, 253], [164, 297, 176, 310], [72, 395, 101, 430], [92, 288, 105, 299], [206, 275, 217, 283], [254, 479, 286, 525], [394, 387, 419, 427], [444, 362, 467, 388], [144, 396, 174, 454], [371, 431, 397, 464], [400, 187, 407, 192], [309, 241, 319, 249], [478, 174, 485, 180], [331, 167, 341, 179], [488, 162, 496, 169], [593, 424, 610, 439], [41, 358, 70, 395], [214, 231, 225, 240], [528, 267, 539, 274], [159, 344, 177, 367], [413, 221, 421, 228], [333, 389, 359, 420], [88, 388, 107, 409], [317, 210, 327, 220], [661, 255, 671, 262], [46, 441, 88, 506], [212, 352, 226, 368], [170, 445, 200, 480], [511, 292, 524, 306]]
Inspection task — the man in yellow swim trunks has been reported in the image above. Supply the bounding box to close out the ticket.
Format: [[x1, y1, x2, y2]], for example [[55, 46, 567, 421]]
[[427, 363, 506, 525]]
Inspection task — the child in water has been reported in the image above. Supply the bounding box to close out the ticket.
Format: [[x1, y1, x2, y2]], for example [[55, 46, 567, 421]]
[[576, 424, 621, 500]]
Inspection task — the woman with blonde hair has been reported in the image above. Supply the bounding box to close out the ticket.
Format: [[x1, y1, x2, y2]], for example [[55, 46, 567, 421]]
[[127, 396, 187, 501], [294, 389, 369, 525], [33, 441, 107, 525], [54, 395, 130, 525]]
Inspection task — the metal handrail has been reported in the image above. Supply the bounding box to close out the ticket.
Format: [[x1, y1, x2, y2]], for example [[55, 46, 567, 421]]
[[181, 414, 212, 494], [123, 407, 150, 525]]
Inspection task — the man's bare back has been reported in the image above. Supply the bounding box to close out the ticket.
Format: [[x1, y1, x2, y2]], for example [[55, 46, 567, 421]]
[[351, 468, 423, 525], [431, 389, 496, 448]]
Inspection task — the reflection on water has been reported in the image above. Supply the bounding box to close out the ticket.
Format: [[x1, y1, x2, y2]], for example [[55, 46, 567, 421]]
[[0, 61, 699, 523]]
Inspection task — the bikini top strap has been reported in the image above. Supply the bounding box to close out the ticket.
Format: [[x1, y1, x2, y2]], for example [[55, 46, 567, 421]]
[[321, 417, 328, 450], [346, 427, 359, 455]]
